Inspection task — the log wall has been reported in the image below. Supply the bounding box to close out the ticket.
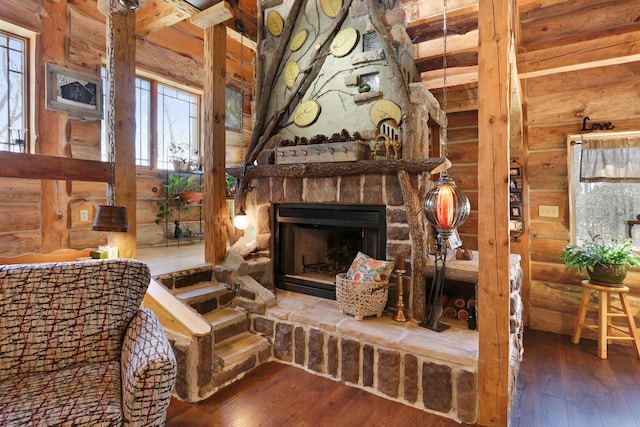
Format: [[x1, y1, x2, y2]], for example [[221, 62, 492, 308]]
[[441, 62, 640, 336], [0, 0, 253, 255]]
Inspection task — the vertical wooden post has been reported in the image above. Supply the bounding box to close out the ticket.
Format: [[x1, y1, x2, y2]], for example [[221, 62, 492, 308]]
[[477, 0, 515, 425], [108, 8, 137, 259], [38, 0, 68, 252], [203, 24, 227, 264]]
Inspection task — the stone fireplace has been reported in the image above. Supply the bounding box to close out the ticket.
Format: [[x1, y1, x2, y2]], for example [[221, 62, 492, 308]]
[[247, 172, 418, 316], [274, 203, 386, 299]]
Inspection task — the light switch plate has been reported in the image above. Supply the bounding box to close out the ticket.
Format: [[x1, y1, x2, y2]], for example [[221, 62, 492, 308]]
[[80, 210, 89, 222], [539, 205, 559, 217]]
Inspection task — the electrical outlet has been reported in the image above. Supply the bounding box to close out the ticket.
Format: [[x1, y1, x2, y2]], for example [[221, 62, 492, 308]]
[[539, 205, 559, 218], [80, 210, 89, 222]]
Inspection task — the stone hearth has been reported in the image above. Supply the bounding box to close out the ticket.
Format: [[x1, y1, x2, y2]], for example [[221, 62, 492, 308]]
[[252, 291, 479, 423]]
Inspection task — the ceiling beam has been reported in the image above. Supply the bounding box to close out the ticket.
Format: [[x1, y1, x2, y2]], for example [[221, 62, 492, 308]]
[[191, 1, 234, 29], [518, 30, 640, 79]]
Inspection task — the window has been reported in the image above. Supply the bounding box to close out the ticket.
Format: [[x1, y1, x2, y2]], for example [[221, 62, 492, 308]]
[[568, 133, 640, 247], [101, 70, 200, 169], [0, 29, 28, 153], [157, 83, 199, 170]]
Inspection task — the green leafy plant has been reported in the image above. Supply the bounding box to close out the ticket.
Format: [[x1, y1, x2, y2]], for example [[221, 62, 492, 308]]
[[561, 234, 640, 272], [155, 200, 173, 224], [164, 174, 203, 198], [225, 173, 237, 198], [156, 174, 203, 224], [169, 142, 189, 162]]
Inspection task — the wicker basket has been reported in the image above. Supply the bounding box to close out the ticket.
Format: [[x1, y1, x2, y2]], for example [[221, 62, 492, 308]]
[[335, 273, 390, 320]]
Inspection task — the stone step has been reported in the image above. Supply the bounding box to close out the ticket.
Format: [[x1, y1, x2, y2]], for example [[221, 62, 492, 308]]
[[174, 282, 230, 303], [204, 307, 250, 345], [214, 332, 271, 368]]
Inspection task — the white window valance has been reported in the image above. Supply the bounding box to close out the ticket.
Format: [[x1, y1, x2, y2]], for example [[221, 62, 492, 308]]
[[580, 137, 640, 182]]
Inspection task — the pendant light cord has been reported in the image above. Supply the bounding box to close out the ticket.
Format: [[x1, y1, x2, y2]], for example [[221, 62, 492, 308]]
[[441, 0, 448, 163], [107, 0, 117, 206]]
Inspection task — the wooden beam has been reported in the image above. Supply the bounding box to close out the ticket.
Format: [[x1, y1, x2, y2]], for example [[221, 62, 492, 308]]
[[203, 24, 227, 265], [39, 0, 68, 253], [0, 152, 112, 182], [407, 6, 478, 43], [191, 1, 234, 29], [510, 45, 523, 155], [517, 30, 640, 79], [108, 5, 138, 258], [135, 0, 190, 36], [477, 0, 515, 425]]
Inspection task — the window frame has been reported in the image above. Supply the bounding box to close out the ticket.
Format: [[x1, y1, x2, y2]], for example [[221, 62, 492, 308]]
[[567, 131, 640, 246], [101, 68, 203, 170], [0, 21, 36, 153]]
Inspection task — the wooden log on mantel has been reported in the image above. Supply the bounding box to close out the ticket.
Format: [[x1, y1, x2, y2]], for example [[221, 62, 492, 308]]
[[227, 157, 447, 179]]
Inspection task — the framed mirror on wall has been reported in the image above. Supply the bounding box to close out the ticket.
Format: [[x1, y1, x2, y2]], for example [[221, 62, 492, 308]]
[[567, 131, 640, 248]]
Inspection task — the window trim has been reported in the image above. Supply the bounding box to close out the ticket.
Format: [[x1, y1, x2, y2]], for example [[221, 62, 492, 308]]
[[0, 20, 37, 152], [567, 131, 640, 245]]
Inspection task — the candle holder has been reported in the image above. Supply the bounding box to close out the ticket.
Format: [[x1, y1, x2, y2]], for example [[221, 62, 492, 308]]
[[393, 269, 408, 322]]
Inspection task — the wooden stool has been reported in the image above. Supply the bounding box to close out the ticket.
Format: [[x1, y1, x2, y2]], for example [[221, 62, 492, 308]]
[[572, 280, 640, 359]]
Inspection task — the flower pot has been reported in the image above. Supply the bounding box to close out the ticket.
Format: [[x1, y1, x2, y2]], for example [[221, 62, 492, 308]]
[[173, 159, 190, 171], [587, 262, 627, 285], [180, 192, 203, 204]]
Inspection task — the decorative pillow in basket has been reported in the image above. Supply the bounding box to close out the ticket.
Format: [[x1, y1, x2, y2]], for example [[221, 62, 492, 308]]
[[336, 252, 395, 320]]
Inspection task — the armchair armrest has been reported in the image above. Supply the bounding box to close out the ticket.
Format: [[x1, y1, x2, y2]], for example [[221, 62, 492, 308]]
[[121, 308, 177, 427]]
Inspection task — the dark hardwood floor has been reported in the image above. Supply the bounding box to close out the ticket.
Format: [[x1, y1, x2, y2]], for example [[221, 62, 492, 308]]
[[165, 328, 640, 426], [511, 328, 640, 427]]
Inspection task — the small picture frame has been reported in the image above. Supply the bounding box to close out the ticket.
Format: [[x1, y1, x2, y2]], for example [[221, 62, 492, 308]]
[[448, 229, 463, 250], [509, 167, 522, 177], [225, 86, 242, 131], [510, 177, 522, 190], [45, 63, 103, 120], [511, 205, 522, 219], [510, 192, 523, 204], [509, 220, 524, 232]]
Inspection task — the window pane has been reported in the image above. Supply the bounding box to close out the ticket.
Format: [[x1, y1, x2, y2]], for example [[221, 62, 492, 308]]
[[136, 78, 151, 166], [0, 31, 27, 153], [571, 143, 640, 246], [101, 71, 151, 166], [157, 83, 199, 170]]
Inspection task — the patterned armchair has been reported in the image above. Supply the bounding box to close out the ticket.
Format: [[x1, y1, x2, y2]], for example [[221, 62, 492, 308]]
[[0, 259, 177, 426]]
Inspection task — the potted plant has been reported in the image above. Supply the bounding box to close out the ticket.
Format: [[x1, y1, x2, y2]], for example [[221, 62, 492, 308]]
[[225, 172, 237, 198], [561, 234, 640, 285], [169, 142, 190, 171]]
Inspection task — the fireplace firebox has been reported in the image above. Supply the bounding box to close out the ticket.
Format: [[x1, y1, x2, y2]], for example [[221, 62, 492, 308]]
[[275, 203, 387, 299]]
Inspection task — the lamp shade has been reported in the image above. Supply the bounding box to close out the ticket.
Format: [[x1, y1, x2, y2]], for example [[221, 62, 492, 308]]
[[233, 207, 250, 230], [92, 205, 129, 232], [423, 172, 470, 237]]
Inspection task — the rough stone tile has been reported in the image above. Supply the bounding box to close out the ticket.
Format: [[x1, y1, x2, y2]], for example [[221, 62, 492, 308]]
[[339, 175, 361, 203], [384, 174, 404, 206], [253, 317, 274, 337], [270, 177, 285, 202], [336, 316, 406, 348], [274, 322, 293, 362], [304, 177, 338, 203], [387, 224, 410, 240], [456, 369, 477, 423], [377, 349, 400, 398], [400, 323, 478, 367], [403, 353, 418, 404], [327, 335, 338, 378], [197, 334, 213, 389], [212, 355, 256, 387], [289, 304, 344, 332], [308, 328, 325, 373], [362, 174, 382, 204], [257, 204, 271, 235], [285, 178, 303, 202], [386, 206, 408, 224], [294, 326, 306, 365], [363, 344, 374, 387], [422, 361, 452, 413], [172, 341, 188, 399], [265, 291, 322, 320], [341, 338, 360, 384]]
